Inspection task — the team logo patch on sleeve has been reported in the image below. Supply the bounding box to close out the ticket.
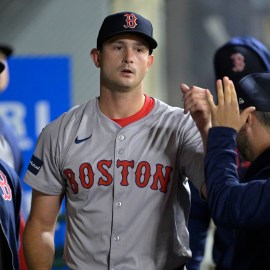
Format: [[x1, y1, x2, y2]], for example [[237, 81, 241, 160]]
[[28, 155, 43, 175]]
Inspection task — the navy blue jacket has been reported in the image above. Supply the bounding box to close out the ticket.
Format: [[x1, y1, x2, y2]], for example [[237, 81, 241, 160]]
[[187, 35, 270, 270], [0, 159, 21, 270], [206, 127, 270, 269]]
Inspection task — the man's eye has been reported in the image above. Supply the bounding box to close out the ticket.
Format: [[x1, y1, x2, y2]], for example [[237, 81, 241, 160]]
[[137, 47, 147, 53]]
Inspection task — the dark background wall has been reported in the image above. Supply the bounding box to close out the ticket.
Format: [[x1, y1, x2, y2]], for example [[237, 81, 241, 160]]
[[1, 0, 270, 106], [166, 0, 270, 106], [0, 0, 110, 105]]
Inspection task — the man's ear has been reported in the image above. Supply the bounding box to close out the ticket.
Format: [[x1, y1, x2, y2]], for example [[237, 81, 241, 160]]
[[147, 54, 154, 69], [246, 112, 255, 126], [90, 48, 101, 68]]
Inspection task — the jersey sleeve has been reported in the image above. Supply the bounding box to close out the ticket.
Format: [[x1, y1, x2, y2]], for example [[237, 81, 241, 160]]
[[179, 114, 205, 192], [5, 162, 22, 241], [24, 119, 65, 195], [205, 127, 270, 228]]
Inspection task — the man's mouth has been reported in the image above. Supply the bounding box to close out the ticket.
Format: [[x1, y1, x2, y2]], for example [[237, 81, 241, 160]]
[[122, 68, 133, 74]]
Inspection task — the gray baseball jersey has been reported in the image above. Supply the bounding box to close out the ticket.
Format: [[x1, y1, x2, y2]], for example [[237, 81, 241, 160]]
[[24, 97, 205, 270]]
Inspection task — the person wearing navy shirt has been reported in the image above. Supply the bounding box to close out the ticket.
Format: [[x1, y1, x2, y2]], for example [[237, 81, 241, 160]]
[[205, 74, 270, 270], [0, 44, 23, 176], [0, 62, 22, 270], [0, 44, 27, 270], [187, 36, 270, 270], [0, 159, 22, 270]]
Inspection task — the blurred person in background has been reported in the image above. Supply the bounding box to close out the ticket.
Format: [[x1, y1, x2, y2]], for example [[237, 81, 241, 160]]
[[0, 45, 23, 176], [0, 44, 27, 270], [0, 59, 22, 270], [187, 36, 270, 270], [205, 73, 270, 269]]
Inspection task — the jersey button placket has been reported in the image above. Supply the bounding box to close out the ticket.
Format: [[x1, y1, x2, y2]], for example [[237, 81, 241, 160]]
[[116, 201, 122, 207], [110, 133, 126, 268], [118, 148, 124, 155], [118, 134, 125, 141], [113, 235, 120, 241]]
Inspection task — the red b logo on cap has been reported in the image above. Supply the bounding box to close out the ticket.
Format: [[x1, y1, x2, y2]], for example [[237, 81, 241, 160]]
[[124, 13, 137, 29]]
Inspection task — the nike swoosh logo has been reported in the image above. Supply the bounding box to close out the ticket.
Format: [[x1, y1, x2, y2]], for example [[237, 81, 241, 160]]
[[75, 135, 92, 144]]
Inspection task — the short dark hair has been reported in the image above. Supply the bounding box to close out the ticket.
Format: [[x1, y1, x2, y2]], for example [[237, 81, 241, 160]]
[[254, 111, 270, 128]]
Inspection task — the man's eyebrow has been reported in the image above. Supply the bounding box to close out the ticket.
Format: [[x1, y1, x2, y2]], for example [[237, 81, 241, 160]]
[[110, 40, 125, 45], [109, 39, 148, 47]]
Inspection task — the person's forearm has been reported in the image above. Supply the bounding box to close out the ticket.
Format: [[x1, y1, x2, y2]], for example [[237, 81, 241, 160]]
[[200, 129, 209, 153], [23, 220, 55, 270], [206, 127, 270, 228]]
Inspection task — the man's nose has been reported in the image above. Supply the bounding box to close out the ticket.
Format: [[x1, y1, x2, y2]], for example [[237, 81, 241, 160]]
[[123, 48, 134, 64]]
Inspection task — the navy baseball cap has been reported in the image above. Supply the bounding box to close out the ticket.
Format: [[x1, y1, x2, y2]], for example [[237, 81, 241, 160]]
[[0, 61, 4, 73], [214, 36, 270, 86], [0, 45, 13, 57], [97, 11, 158, 54], [237, 73, 270, 111]]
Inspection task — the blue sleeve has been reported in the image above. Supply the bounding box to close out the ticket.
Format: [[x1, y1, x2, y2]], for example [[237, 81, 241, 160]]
[[6, 164, 22, 242], [0, 160, 22, 270], [0, 160, 22, 241], [205, 127, 270, 228], [186, 181, 210, 270]]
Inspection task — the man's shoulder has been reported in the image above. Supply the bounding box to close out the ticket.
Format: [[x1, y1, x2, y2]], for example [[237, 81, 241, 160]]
[[154, 98, 184, 115], [44, 98, 97, 131]]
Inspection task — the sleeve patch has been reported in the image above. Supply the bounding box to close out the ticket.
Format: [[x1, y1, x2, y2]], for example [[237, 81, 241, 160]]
[[28, 155, 43, 175]]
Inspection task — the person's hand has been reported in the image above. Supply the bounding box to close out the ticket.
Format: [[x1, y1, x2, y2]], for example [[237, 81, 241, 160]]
[[205, 77, 255, 132], [180, 84, 211, 135]]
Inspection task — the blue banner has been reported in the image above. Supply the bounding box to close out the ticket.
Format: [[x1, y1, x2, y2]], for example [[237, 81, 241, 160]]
[[0, 56, 71, 269]]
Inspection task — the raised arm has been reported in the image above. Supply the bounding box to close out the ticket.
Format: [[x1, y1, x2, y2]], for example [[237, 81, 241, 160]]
[[23, 190, 64, 270], [205, 126, 270, 227], [205, 77, 270, 228], [180, 84, 212, 197], [180, 84, 211, 149]]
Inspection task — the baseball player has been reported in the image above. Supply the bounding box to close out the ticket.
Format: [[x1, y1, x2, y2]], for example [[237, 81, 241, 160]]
[[0, 44, 27, 270], [23, 11, 209, 270], [0, 45, 23, 176], [205, 74, 270, 269], [0, 60, 22, 270], [187, 36, 270, 270]]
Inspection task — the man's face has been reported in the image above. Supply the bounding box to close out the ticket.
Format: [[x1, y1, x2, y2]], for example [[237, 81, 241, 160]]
[[0, 53, 9, 92], [97, 34, 154, 92]]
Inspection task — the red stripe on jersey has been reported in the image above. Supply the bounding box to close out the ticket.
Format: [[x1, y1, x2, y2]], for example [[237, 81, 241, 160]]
[[112, 94, 155, 127]]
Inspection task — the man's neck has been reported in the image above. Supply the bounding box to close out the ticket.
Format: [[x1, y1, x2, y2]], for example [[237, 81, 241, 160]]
[[98, 89, 146, 119]]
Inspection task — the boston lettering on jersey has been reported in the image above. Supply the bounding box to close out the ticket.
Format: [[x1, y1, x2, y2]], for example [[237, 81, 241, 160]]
[[63, 160, 173, 194]]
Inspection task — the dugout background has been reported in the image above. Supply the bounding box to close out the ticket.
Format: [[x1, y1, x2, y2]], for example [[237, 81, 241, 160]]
[[1, 0, 270, 106]]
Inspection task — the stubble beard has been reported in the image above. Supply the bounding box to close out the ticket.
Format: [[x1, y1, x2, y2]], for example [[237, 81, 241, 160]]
[[236, 127, 251, 162]]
